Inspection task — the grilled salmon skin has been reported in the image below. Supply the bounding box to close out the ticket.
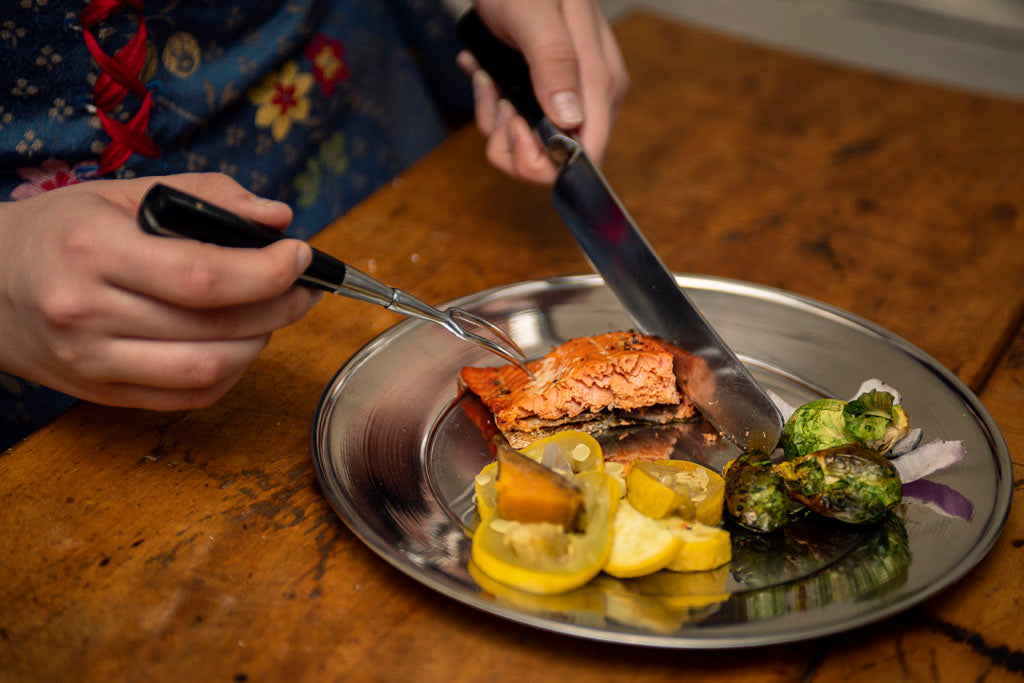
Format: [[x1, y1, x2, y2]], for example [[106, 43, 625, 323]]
[[459, 332, 699, 449]]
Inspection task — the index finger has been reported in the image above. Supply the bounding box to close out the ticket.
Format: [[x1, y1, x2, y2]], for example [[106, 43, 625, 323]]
[[564, 1, 629, 166], [480, 0, 584, 130]]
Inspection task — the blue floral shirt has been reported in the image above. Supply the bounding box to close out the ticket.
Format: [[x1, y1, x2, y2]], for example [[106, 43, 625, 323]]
[[1, 0, 472, 449]]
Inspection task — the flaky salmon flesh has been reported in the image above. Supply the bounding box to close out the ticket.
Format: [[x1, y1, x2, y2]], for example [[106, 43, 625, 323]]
[[459, 332, 698, 449]]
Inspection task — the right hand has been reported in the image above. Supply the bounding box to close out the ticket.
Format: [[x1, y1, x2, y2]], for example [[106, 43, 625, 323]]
[[458, 0, 630, 185], [0, 173, 321, 410]]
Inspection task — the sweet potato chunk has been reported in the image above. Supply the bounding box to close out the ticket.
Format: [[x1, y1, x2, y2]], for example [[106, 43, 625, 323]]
[[494, 445, 583, 529]]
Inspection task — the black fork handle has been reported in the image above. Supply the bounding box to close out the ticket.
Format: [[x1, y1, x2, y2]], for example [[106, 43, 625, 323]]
[[137, 183, 345, 293]]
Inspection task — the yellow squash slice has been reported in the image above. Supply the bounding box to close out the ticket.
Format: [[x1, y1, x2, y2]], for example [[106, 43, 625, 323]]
[[473, 462, 499, 523], [659, 517, 732, 572], [626, 459, 725, 525], [603, 499, 682, 578], [520, 431, 604, 474], [472, 470, 619, 595]]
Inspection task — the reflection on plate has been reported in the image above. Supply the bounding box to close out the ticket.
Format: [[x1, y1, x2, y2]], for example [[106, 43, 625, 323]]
[[312, 275, 1012, 648]]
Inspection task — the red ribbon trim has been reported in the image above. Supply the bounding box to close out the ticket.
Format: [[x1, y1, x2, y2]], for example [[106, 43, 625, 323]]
[[80, 0, 160, 175]]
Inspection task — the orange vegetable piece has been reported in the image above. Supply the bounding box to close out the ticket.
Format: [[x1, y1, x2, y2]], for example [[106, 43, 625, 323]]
[[495, 444, 583, 529]]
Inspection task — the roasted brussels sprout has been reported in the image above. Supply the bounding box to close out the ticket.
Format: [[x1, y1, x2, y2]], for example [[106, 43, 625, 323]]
[[843, 389, 910, 453], [780, 390, 910, 460], [723, 453, 790, 533], [779, 398, 847, 460], [773, 444, 902, 524]]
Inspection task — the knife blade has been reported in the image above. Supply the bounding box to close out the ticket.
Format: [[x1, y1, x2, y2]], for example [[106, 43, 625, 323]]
[[458, 10, 782, 453]]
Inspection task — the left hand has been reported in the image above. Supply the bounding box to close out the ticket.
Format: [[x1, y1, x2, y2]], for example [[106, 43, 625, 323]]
[[458, 0, 630, 185]]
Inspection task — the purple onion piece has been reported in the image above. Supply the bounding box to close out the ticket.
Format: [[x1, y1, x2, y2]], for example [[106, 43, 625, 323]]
[[902, 478, 975, 521]]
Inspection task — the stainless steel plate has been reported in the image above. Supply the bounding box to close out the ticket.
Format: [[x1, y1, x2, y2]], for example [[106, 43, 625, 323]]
[[311, 275, 1012, 648]]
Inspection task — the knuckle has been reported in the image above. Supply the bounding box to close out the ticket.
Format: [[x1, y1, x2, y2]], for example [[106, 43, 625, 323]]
[[39, 288, 94, 329], [179, 259, 223, 300], [51, 341, 84, 370], [207, 307, 241, 338], [266, 254, 298, 292], [184, 356, 254, 409], [197, 172, 239, 193], [612, 69, 630, 102], [58, 220, 101, 261], [512, 151, 531, 179], [485, 141, 508, 170], [618, 67, 632, 94], [533, 41, 577, 72], [182, 351, 227, 389], [287, 290, 314, 324]]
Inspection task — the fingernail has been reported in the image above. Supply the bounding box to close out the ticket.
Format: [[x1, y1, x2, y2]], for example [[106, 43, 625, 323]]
[[251, 195, 288, 209], [551, 91, 583, 127], [307, 291, 324, 310], [472, 70, 491, 100], [295, 242, 313, 271]]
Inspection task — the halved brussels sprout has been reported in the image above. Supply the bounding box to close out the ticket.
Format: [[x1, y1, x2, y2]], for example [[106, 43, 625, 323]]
[[723, 452, 790, 533], [781, 390, 910, 460], [773, 443, 902, 524]]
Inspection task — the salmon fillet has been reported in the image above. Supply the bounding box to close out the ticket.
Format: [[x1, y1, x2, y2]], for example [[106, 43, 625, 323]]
[[459, 332, 698, 449]]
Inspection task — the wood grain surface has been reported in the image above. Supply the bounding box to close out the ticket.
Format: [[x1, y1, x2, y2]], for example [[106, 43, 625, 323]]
[[2, 11, 1023, 682]]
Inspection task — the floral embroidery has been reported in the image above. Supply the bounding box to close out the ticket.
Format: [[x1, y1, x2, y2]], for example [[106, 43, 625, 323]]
[[48, 98, 73, 122], [304, 34, 348, 97], [1, 20, 28, 47], [11, 77, 39, 98], [9, 158, 99, 200], [162, 32, 201, 78], [247, 60, 312, 141], [34, 44, 62, 70], [294, 131, 347, 208], [15, 129, 43, 156]]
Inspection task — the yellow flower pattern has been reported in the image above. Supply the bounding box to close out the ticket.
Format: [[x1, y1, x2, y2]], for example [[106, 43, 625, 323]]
[[247, 60, 313, 141]]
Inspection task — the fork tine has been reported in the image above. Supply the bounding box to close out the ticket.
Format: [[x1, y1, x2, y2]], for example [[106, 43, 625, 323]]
[[449, 308, 536, 380], [450, 308, 527, 357]]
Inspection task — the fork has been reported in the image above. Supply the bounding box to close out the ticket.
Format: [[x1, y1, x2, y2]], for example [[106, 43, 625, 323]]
[[137, 183, 534, 377]]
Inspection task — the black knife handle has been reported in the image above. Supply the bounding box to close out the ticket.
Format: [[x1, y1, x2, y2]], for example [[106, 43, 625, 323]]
[[457, 9, 545, 130], [137, 183, 344, 293]]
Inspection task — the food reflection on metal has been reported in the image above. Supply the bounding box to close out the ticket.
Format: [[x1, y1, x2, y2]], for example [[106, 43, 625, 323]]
[[469, 511, 911, 630], [397, 479, 474, 581], [592, 569, 731, 633], [469, 560, 731, 633], [600, 421, 743, 474], [729, 512, 911, 620]]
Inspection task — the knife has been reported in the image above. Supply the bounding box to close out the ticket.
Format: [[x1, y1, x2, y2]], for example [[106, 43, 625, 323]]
[[458, 10, 782, 453]]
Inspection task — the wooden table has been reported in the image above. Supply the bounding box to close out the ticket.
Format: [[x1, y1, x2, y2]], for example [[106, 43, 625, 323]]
[[3, 11, 1022, 681]]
